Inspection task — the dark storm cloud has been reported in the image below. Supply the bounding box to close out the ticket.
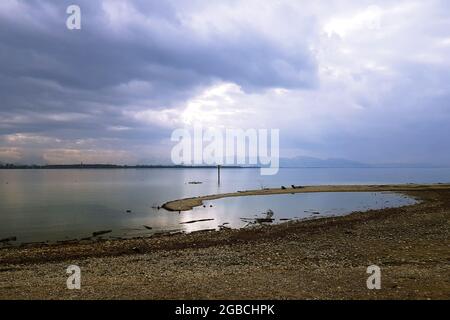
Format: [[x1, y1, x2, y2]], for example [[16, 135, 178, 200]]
[[0, 0, 317, 163], [0, 0, 316, 93], [1, 0, 450, 165]]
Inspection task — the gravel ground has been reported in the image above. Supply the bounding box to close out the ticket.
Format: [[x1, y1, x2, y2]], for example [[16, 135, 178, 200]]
[[0, 189, 449, 299]]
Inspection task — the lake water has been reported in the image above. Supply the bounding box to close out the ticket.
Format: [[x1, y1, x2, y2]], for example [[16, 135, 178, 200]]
[[1, 167, 449, 244]]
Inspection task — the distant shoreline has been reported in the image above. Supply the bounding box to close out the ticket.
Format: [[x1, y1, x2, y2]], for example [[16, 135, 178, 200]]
[[0, 162, 450, 170], [1, 165, 449, 170], [0, 164, 250, 170]]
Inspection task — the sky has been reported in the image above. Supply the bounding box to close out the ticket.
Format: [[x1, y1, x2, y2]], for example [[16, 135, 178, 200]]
[[0, 0, 450, 165]]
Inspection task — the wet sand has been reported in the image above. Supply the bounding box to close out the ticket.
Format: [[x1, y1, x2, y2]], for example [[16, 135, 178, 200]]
[[0, 186, 449, 299], [162, 183, 450, 211]]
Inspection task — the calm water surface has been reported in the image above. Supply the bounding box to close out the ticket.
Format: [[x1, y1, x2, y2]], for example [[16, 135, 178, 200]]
[[1, 167, 448, 244]]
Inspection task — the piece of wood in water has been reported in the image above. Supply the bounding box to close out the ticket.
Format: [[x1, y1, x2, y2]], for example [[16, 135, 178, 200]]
[[190, 228, 216, 234], [180, 218, 214, 224], [92, 230, 112, 237], [0, 236, 17, 243], [255, 218, 275, 223]]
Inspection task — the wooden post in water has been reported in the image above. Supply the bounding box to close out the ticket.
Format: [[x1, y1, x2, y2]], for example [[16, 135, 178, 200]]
[[217, 164, 221, 185]]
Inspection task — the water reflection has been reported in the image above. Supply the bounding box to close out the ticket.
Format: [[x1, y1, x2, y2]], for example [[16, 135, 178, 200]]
[[178, 192, 416, 233], [0, 167, 440, 244]]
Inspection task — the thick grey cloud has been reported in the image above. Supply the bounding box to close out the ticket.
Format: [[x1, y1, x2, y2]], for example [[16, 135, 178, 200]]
[[0, 0, 449, 165], [0, 0, 318, 163]]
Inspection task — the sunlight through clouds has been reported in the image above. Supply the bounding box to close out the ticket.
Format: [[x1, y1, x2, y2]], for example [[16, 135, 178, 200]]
[[1, 0, 450, 164]]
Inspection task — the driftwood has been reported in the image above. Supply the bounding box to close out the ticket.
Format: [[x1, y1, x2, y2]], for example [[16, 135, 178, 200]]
[[255, 218, 275, 223], [241, 209, 275, 224], [180, 218, 214, 224], [190, 228, 216, 234], [92, 230, 112, 237], [56, 239, 79, 244], [218, 223, 231, 230], [304, 210, 320, 214], [0, 236, 17, 243]]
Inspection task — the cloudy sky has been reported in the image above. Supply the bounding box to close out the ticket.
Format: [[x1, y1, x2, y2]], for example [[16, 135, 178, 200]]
[[1, 0, 450, 165]]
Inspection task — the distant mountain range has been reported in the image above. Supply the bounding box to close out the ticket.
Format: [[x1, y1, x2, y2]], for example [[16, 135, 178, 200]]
[[279, 156, 443, 168], [280, 157, 368, 168]]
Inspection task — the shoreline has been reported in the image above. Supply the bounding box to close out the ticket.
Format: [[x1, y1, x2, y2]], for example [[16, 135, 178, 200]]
[[0, 183, 435, 249], [162, 183, 450, 211], [2, 183, 449, 252], [1, 187, 449, 299]]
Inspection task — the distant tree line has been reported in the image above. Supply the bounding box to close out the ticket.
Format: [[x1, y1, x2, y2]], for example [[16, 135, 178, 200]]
[[0, 163, 249, 169]]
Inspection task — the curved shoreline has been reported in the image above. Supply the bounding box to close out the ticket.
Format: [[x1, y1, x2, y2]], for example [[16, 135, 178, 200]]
[[162, 183, 450, 211], [1, 188, 449, 299]]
